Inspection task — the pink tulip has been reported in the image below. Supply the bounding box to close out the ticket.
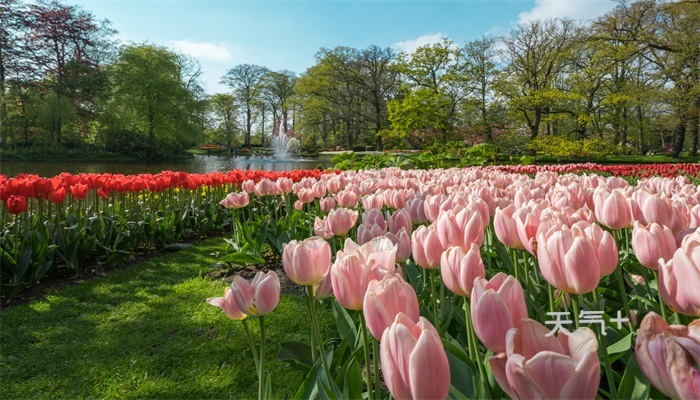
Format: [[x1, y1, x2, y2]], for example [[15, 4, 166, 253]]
[[327, 208, 358, 236], [282, 236, 332, 286], [206, 287, 247, 320], [241, 179, 255, 194], [220, 191, 250, 209], [380, 313, 450, 400], [635, 312, 700, 399], [336, 189, 359, 208], [385, 228, 412, 263], [231, 271, 280, 316], [320, 196, 336, 212], [688, 204, 700, 229], [642, 194, 674, 228], [331, 253, 384, 310], [411, 225, 445, 269], [362, 208, 387, 229], [434, 208, 484, 249], [361, 193, 384, 210], [440, 244, 485, 297], [471, 273, 528, 353], [314, 273, 334, 300], [341, 236, 398, 274], [423, 194, 445, 223], [593, 188, 632, 229], [632, 221, 677, 270], [357, 223, 386, 245], [312, 182, 326, 198], [327, 177, 342, 193], [293, 200, 304, 211], [670, 199, 690, 233], [536, 228, 601, 294], [573, 222, 618, 277], [363, 273, 420, 341], [406, 197, 428, 224], [659, 229, 700, 316], [314, 217, 334, 239], [513, 207, 540, 255], [494, 205, 524, 249], [277, 177, 293, 193], [489, 319, 600, 400], [387, 209, 412, 235]]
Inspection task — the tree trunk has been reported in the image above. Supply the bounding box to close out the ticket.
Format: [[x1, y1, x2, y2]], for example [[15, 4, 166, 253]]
[[637, 105, 644, 153], [529, 109, 541, 139], [689, 97, 699, 156], [346, 119, 353, 150], [620, 108, 628, 147], [245, 106, 252, 146], [670, 112, 687, 157]]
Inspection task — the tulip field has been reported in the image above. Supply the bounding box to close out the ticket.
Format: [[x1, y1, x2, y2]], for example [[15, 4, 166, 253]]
[[2, 162, 700, 399]]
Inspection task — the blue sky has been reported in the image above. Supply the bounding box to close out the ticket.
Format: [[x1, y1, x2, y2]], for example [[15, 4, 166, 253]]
[[73, 0, 616, 93]]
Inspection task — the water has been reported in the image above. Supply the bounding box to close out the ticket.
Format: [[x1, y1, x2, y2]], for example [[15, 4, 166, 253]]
[[0, 154, 333, 178], [271, 119, 298, 160]]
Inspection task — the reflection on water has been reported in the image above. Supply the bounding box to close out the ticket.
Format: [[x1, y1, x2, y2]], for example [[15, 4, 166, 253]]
[[0, 155, 333, 178]]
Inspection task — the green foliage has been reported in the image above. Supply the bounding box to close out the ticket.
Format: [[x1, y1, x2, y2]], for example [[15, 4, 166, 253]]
[[384, 89, 453, 148], [106, 44, 202, 158], [0, 238, 312, 399], [528, 136, 620, 159]]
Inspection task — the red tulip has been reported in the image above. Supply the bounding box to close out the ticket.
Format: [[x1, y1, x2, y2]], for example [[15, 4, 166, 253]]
[[6, 195, 27, 214], [380, 313, 450, 400], [48, 187, 67, 204], [68, 183, 88, 200], [635, 312, 700, 399]]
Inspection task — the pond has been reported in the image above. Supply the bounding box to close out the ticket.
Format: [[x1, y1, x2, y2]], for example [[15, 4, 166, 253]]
[[0, 155, 333, 178]]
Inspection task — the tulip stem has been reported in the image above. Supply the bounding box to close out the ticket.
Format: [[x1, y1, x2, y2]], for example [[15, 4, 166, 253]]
[[305, 290, 317, 361], [359, 314, 374, 400], [512, 250, 519, 281], [242, 318, 259, 372], [652, 270, 669, 322], [615, 267, 635, 333], [371, 336, 381, 400], [464, 298, 490, 398], [571, 294, 580, 329], [308, 290, 332, 383], [258, 316, 266, 400], [592, 294, 618, 399], [429, 269, 440, 334]]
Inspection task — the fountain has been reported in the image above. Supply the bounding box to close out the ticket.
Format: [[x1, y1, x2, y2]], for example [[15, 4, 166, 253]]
[[271, 119, 294, 160]]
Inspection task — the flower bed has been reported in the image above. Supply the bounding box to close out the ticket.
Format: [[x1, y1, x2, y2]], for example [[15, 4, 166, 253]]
[[208, 164, 699, 399]]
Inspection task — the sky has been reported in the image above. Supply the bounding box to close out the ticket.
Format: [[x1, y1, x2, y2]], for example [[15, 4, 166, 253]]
[[72, 0, 617, 94]]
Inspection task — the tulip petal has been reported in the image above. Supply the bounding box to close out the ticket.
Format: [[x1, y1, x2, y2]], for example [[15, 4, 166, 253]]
[[409, 328, 450, 400]]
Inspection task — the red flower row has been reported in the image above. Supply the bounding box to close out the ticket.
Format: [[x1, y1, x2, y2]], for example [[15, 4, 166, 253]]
[[1, 169, 335, 214], [494, 162, 699, 178]]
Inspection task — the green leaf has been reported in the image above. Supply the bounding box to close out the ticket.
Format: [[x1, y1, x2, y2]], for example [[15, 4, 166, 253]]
[[617, 356, 649, 400], [332, 301, 357, 342], [342, 357, 362, 400], [277, 341, 314, 373], [607, 333, 632, 355], [219, 251, 265, 266]]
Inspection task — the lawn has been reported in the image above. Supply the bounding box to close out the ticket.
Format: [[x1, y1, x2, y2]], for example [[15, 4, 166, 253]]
[[0, 238, 310, 399]]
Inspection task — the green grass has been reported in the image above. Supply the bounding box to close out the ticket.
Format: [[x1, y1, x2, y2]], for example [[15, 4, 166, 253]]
[[0, 238, 311, 399]]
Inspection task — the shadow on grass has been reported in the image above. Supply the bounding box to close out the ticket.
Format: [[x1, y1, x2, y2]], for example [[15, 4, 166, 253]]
[[0, 238, 311, 399]]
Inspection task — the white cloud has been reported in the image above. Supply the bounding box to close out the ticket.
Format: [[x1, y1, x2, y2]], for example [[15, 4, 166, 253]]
[[169, 39, 233, 61], [391, 33, 445, 54], [518, 0, 615, 24]]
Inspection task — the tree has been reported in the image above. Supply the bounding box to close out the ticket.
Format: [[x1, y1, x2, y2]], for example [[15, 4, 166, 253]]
[[108, 43, 201, 157], [209, 93, 238, 146], [220, 64, 268, 146], [462, 36, 502, 142], [385, 88, 453, 149], [499, 19, 575, 139], [352, 45, 398, 150], [263, 70, 296, 132]]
